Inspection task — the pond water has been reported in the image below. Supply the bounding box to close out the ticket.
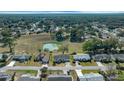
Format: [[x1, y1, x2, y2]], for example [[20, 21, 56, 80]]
[[43, 43, 59, 51]]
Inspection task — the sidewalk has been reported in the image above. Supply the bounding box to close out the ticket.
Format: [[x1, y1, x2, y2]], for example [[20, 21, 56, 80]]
[[7, 61, 16, 67]]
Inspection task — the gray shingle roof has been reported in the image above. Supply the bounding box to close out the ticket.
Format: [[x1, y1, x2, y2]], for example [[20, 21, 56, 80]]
[[73, 54, 91, 61], [0, 72, 11, 81], [48, 75, 72, 81], [54, 54, 70, 63]]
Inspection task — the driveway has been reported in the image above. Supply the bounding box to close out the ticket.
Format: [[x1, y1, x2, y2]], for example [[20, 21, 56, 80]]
[[7, 61, 16, 67]]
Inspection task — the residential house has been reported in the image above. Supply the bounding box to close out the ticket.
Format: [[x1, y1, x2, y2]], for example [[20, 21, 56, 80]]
[[84, 73, 104, 81], [54, 54, 70, 63], [113, 54, 124, 62], [75, 70, 86, 81], [13, 54, 31, 62], [47, 74, 72, 81], [75, 70, 104, 81], [17, 74, 40, 81], [0, 72, 11, 81], [92, 54, 112, 62], [73, 54, 91, 62]]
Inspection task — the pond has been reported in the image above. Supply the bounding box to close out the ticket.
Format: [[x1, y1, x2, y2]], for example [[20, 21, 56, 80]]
[[43, 43, 59, 51]]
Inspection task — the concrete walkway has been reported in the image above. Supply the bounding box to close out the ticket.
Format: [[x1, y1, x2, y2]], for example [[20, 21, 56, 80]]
[[96, 62, 104, 67], [6, 61, 16, 67], [36, 69, 41, 78]]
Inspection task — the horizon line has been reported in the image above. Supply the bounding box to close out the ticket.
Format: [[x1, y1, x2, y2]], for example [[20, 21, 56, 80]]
[[0, 11, 124, 14]]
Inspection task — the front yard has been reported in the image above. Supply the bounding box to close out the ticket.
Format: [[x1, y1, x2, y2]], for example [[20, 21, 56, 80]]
[[81, 70, 99, 74], [79, 62, 98, 66]]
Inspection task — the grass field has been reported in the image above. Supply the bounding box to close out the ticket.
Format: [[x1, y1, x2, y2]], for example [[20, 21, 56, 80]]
[[15, 61, 42, 66], [15, 33, 83, 54], [0, 33, 84, 66], [116, 71, 124, 81], [0, 62, 6, 67], [81, 70, 99, 74], [15, 33, 51, 55], [6, 70, 38, 76], [47, 70, 63, 75], [79, 62, 98, 66]]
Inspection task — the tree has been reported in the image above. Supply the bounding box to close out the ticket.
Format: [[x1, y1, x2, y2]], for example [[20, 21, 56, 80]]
[[82, 38, 102, 53], [60, 44, 69, 54], [40, 67, 48, 80], [102, 37, 119, 53], [11, 72, 16, 81], [1, 28, 16, 53], [55, 30, 64, 41]]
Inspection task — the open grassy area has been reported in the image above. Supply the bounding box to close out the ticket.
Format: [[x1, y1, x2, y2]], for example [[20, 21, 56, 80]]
[[116, 71, 124, 81], [62, 40, 83, 53], [47, 70, 63, 75], [15, 33, 83, 54], [79, 62, 98, 66], [0, 33, 84, 67], [81, 70, 99, 74], [0, 62, 6, 67], [15, 61, 42, 66], [6, 70, 38, 76], [15, 33, 51, 55], [119, 63, 124, 67]]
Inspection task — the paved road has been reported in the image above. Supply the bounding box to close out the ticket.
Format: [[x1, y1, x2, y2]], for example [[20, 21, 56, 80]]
[[0, 65, 116, 72]]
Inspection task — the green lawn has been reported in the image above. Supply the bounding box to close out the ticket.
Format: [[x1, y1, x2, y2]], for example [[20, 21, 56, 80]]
[[79, 62, 98, 66], [0, 62, 6, 67], [47, 70, 63, 75], [6, 70, 38, 76], [81, 70, 99, 74], [116, 71, 124, 81]]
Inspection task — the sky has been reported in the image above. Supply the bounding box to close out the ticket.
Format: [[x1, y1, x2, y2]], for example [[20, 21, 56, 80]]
[[0, 0, 124, 12]]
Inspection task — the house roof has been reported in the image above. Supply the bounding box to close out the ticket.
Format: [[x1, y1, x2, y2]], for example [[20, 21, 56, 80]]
[[13, 54, 30, 61], [54, 54, 70, 63], [0, 72, 11, 81], [93, 54, 111, 61], [84, 73, 104, 78], [113, 54, 124, 61], [73, 54, 91, 60], [48, 74, 72, 81], [17, 74, 40, 81], [18, 77, 40, 81]]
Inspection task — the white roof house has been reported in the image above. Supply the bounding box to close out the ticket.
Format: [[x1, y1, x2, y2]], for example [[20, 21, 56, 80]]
[[75, 70, 104, 81], [84, 73, 104, 81], [75, 70, 86, 81]]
